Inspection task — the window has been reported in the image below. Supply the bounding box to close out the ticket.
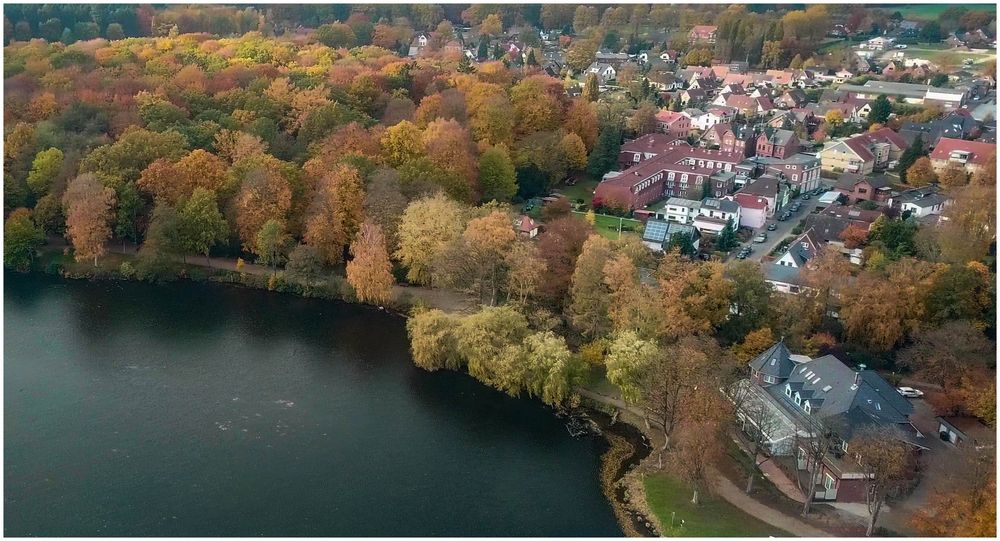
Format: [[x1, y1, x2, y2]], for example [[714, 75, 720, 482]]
[[792, 174, 798, 181], [785, 385, 792, 397], [824, 473, 837, 491], [804, 401, 811, 414], [764, 375, 776, 384], [794, 393, 801, 405], [668, 172, 675, 181]]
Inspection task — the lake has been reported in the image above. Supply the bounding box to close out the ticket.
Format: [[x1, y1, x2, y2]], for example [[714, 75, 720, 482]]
[[4, 272, 622, 536]]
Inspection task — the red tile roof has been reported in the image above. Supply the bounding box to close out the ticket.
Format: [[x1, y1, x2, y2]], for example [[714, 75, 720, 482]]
[[620, 133, 683, 154], [655, 110, 687, 124], [734, 193, 769, 210], [929, 137, 997, 166]]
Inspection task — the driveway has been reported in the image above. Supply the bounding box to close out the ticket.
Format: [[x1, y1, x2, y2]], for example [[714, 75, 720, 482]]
[[732, 191, 827, 263]]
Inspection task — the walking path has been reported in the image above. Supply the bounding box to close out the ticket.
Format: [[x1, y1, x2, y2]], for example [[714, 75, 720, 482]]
[[578, 385, 833, 538]]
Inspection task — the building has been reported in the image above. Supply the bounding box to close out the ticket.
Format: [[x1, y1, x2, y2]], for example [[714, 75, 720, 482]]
[[763, 228, 822, 294], [594, 144, 744, 210], [837, 81, 967, 111], [655, 110, 692, 140], [658, 197, 702, 224], [641, 219, 700, 252], [618, 133, 682, 169], [736, 175, 790, 217], [689, 25, 717, 44], [693, 197, 741, 234], [899, 111, 981, 149], [753, 154, 823, 193], [720, 124, 757, 157], [819, 128, 907, 175], [936, 416, 995, 449], [733, 193, 771, 229], [832, 173, 893, 204], [516, 215, 540, 238], [735, 341, 926, 503], [756, 129, 800, 159], [928, 137, 996, 175], [888, 185, 950, 218], [690, 107, 736, 131], [587, 62, 617, 84]]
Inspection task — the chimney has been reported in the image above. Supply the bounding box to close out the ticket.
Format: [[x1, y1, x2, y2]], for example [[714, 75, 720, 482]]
[[854, 363, 867, 384]]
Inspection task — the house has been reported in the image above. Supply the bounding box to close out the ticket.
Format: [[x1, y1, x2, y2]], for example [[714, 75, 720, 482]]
[[595, 50, 631, 67], [928, 137, 996, 175], [936, 416, 995, 449], [865, 36, 895, 50], [641, 219, 701, 252], [719, 124, 757, 157], [657, 197, 702, 225], [888, 185, 950, 218], [737, 174, 790, 218], [587, 62, 617, 84], [516, 215, 540, 238], [832, 173, 893, 204], [899, 112, 981, 148], [654, 110, 692, 140], [647, 71, 680, 91], [776, 88, 809, 109], [756, 129, 800, 159], [688, 25, 717, 44], [408, 33, 429, 57], [693, 197, 741, 235], [691, 107, 736, 131], [753, 154, 823, 193], [764, 228, 822, 292], [736, 341, 926, 503], [733, 193, 771, 229], [802, 209, 882, 265], [819, 128, 907, 175], [837, 81, 967, 111], [679, 88, 708, 106], [715, 93, 774, 117], [593, 144, 745, 209]]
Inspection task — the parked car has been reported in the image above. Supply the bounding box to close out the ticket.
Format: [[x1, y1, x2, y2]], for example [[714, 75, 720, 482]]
[[767, 223, 777, 231], [781, 211, 791, 220], [753, 233, 767, 243], [897, 386, 924, 398], [736, 252, 748, 259], [802, 194, 811, 200], [777, 213, 787, 221]]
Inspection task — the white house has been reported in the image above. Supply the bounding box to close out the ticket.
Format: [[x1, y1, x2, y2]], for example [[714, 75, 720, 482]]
[[693, 197, 741, 235], [588, 62, 617, 84], [733, 193, 770, 229], [889, 187, 950, 218], [864, 36, 895, 50], [657, 197, 702, 225], [690, 107, 735, 131], [763, 229, 823, 294]]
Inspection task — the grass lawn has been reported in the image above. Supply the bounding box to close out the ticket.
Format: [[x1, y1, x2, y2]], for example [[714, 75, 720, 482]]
[[573, 211, 642, 241], [552, 176, 600, 207], [893, 4, 995, 21], [643, 473, 790, 537]]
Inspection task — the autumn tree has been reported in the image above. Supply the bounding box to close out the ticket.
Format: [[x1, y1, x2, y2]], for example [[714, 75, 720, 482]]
[[26, 147, 63, 196], [254, 218, 290, 272], [498, 331, 583, 407], [603, 253, 664, 340], [568, 235, 615, 337], [667, 390, 728, 505], [396, 193, 469, 285], [896, 320, 994, 392], [363, 170, 408, 255], [434, 210, 517, 305], [905, 156, 936, 186], [971, 152, 996, 186], [407, 308, 463, 371], [478, 144, 517, 203], [137, 150, 229, 205], [178, 188, 228, 264], [3, 208, 44, 271], [583, 73, 599, 102], [564, 98, 599, 151], [839, 224, 870, 249], [504, 241, 547, 306], [730, 327, 776, 362], [605, 330, 658, 404], [346, 222, 394, 306], [722, 261, 773, 342], [454, 305, 530, 389], [234, 165, 292, 251], [911, 445, 995, 537], [535, 216, 592, 304], [851, 427, 913, 536], [937, 162, 968, 189], [62, 173, 116, 266], [304, 164, 365, 266]]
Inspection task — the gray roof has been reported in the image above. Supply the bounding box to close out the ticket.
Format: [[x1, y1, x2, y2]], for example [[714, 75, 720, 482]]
[[763, 262, 803, 285], [839, 80, 966, 99], [764, 355, 914, 440], [701, 197, 740, 214], [748, 340, 795, 379]]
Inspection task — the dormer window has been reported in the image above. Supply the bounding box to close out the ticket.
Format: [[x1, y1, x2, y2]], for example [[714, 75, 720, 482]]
[[785, 385, 792, 397], [803, 401, 811, 414], [794, 392, 801, 405]]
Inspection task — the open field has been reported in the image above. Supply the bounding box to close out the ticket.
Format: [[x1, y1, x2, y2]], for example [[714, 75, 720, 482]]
[[572, 211, 642, 241], [892, 4, 995, 21], [643, 473, 791, 537]]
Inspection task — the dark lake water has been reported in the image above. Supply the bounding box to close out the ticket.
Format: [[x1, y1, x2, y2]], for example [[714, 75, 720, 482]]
[[4, 272, 622, 536]]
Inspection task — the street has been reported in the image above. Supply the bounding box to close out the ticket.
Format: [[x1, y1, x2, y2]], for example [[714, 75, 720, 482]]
[[735, 191, 828, 263]]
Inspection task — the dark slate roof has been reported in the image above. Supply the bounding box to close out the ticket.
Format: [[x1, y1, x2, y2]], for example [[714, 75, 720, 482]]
[[748, 341, 795, 379], [763, 262, 804, 285], [764, 355, 915, 439]]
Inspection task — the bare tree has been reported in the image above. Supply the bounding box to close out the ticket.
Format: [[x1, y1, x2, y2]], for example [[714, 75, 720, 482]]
[[796, 416, 842, 517], [851, 426, 913, 536], [739, 390, 784, 494]]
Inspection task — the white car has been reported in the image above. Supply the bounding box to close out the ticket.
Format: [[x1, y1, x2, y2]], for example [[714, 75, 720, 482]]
[[895, 44, 908, 49], [897, 386, 924, 398]]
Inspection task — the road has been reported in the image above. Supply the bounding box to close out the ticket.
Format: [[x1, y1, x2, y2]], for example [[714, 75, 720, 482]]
[[736, 191, 827, 263]]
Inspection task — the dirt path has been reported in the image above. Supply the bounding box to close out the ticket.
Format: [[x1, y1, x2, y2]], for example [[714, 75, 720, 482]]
[[578, 385, 834, 538]]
